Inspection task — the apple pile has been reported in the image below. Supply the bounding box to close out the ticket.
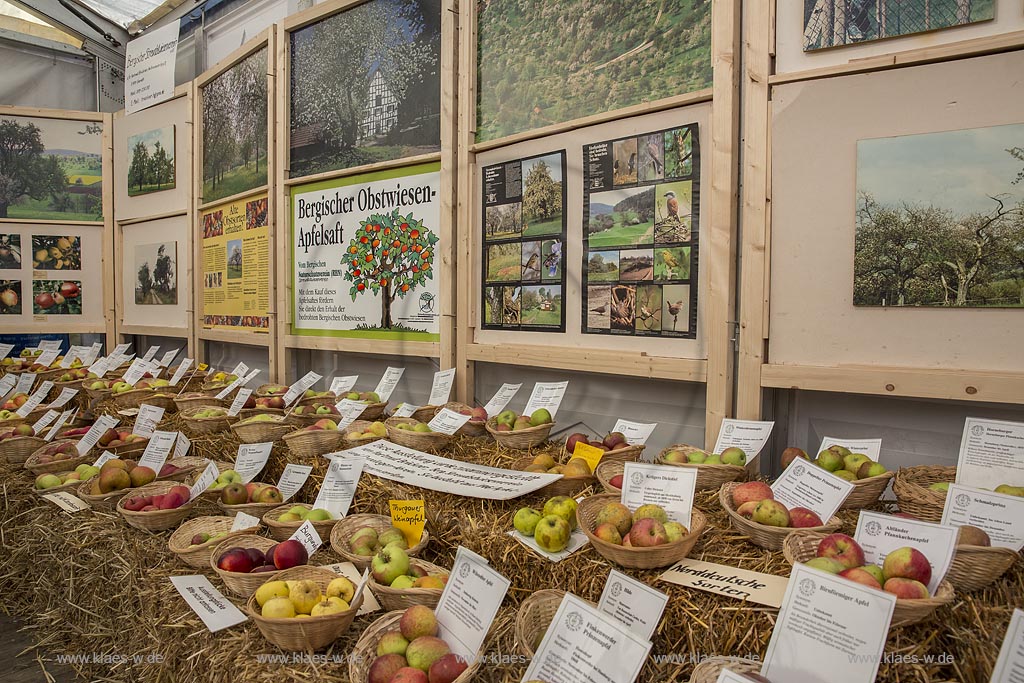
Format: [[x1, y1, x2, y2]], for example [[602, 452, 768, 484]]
[[730, 481, 825, 528], [191, 407, 228, 419], [1, 392, 29, 414], [806, 533, 937, 599], [292, 402, 340, 417], [35, 463, 100, 490], [347, 525, 412, 557], [87, 459, 151, 492], [394, 420, 436, 434], [369, 605, 468, 683], [522, 452, 592, 477], [348, 422, 388, 440], [303, 389, 335, 400], [453, 405, 488, 424], [236, 413, 287, 427], [0, 423, 36, 441], [188, 530, 230, 547], [297, 418, 339, 432], [208, 469, 242, 492], [256, 575, 355, 618], [219, 481, 284, 506], [56, 367, 90, 383], [278, 505, 334, 523], [341, 390, 382, 404], [663, 445, 747, 467], [57, 425, 92, 439], [86, 378, 119, 391], [122, 484, 191, 512], [206, 371, 239, 386], [217, 538, 307, 574], [492, 408, 552, 432], [589, 502, 689, 547], [565, 431, 631, 455], [260, 385, 289, 396], [513, 496, 578, 553], [372, 546, 448, 590], [254, 396, 286, 409], [783, 445, 889, 482], [98, 428, 149, 449], [31, 440, 81, 464]]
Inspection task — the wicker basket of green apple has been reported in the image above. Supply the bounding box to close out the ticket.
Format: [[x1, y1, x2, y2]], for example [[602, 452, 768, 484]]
[[785, 445, 894, 509], [485, 408, 555, 449], [658, 444, 747, 490], [329, 514, 430, 570], [282, 418, 344, 459], [33, 462, 100, 495], [892, 465, 958, 523], [578, 495, 707, 569], [181, 405, 236, 436], [337, 389, 387, 421], [368, 552, 450, 611], [286, 401, 338, 427], [264, 503, 340, 541], [385, 417, 452, 453], [297, 389, 337, 407]]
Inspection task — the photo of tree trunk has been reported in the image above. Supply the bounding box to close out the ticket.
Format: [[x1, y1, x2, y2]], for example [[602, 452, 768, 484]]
[[202, 47, 268, 204], [854, 123, 1024, 308], [127, 126, 175, 196], [134, 242, 177, 305], [289, 0, 441, 178]]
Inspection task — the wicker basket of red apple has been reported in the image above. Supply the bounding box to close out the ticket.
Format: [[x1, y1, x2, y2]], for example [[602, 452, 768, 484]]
[[50, 424, 91, 441], [330, 514, 431, 570], [385, 417, 453, 453], [688, 657, 765, 683], [719, 481, 842, 551], [117, 481, 196, 531], [248, 565, 362, 650], [578, 495, 706, 569], [564, 431, 644, 465], [286, 401, 338, 427], [892, 465, 958, 523], [350, 605, 480, 683], [264, 503, 340, 541], [782, 530, 955, 628], [297, 389, 337, 406], [441, 401, 488, 436], [345, 420, 389, 447], [336, 389, 387, 420], [658, 444, 747, 490], [282, 419, 344, 459], [514, 589, 596, 658], [485, 409, 555, 449], [173, 392, 223, 413], [168, 515, 261, 568], [784, 445, 894, 509], [595, 460, 624, 493], [212, 536, 308, 596], [217, 481, 285, 516], [239, 397, 287, 420], [24, 439, 90, 475], [51, 366, 90, 394], [0, 424, 46, 464], [180, 405, 236, 436], [368, 548, 450, 611], [513, 452, 596, 498]]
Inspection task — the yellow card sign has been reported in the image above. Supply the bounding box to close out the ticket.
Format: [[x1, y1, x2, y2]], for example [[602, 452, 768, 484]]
[[572, 441, 605, 472], [389, 499, 426, 547]]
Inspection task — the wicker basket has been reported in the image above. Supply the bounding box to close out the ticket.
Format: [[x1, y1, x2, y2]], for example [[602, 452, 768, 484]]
[[84, 385, 113, 405], [246, 565, 363, 650], [658, 445, 746, 491], [51, 378, 84, 398], [595, 460, 624, 494], [180, 405, 237, 436], [110, 438, 150, 458], [210, 535, 282, 597], [782, 529, 956, 627], [0, 416, 28, 432], [368, 558, 449, 610], [356, 401, 387, 421], [185, 461, 236, 501], [841, 471, 895, 509], [240, 406, 286, 421], [578, 493, 707, 569], [263, 503, 340, 541], [343, 421, 385, 448], [385, 417, 453, 453], [329, 513, 430, 570], [77, 478, 131, 511], [24, 440, 91, 475], [512, 455, 597, 498], [31, 471, 95, 495], [255, 383, 289, 397], [946, 544, 1020, 592], [893, 465, 956, 523], [297, 392, 337, 407], [217, 486, 283, 518], [719, 482, 842, 551], [168, 515, 261, 569], [442, 402, 488, 436], [231, 416, 293, 443], [159, 456, 211, 482], [173, 393, 223, 413], [515, 590, 596, 658], [600, 443, 646, 465], [108, 387, 159, 409], [688, 657, 763, 683], [282, 427, 345, 460], [116, 480, 196, 531], [485, 418, 554, 449], [408, 404, 441, 422], [349, 610, 481, 683], [1, 435, 47, 464]]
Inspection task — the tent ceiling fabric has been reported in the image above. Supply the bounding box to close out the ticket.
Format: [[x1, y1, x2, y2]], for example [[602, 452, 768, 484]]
[[74, 0, 163, 29]]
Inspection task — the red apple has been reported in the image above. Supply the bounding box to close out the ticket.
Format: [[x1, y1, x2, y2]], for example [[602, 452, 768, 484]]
[[627, 518, 668, 547], [736, 501, 759, 519], [781, 447, 809, 469], [217, 549, 254, 573], [883, 577, 930, 599], [34, 292, 54, 309], [731, 481, 774, 508], [608, 474, 623, 489], [816, 533, 866, 570], [881, 547, 932, 586], [368, 654, 408, 683], [273, 539, 308, 569], [839, 567, 882, 590], [428, 653, 469, 683], [59, 281, 79, 299], [789, 507, 824, 528]]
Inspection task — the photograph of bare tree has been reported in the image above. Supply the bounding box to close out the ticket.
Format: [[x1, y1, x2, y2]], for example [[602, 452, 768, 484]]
[[854, 123, 1024, 307]]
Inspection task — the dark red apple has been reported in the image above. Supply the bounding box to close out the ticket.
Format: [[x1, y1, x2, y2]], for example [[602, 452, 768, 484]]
[[272, 539, 308, 570], [217, 549, 254, 573], [35, 292, 54, 309], [244, 547, 266, 567], [60, 281, 80, 299], [564, 432, 589, 454]]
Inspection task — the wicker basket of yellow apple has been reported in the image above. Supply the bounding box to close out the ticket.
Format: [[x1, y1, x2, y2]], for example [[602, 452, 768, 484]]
[[264, 503, 340, 541], [782, 529, 955, 628], [385, 417, 452, 453], [217, 481, 285, 517], [168, 515, 260, 569], [248, 566, 362, 650], [285, 401, 337, 427], [578, 495, 707, 569], [513, 452, 596, 498], [350, 605, 480, 683], [76, 457, 154, 510], [658, 444, 747, 491], [330, 515, 430, 570], [32, 462, 100, 495], [24, 439, 91, 475], [181, 405, 236, 436], [117, 481, 196, 531], [485, 408, 555, 449], [201, 369, 240, 392], [785, 445, 894, 509], [720, 481, 842, 551], [368, 548, 449, 611], [344, 420, 387, 447], [212, 536, 306, 597], [336, 389, 387, 421], [282, 418, 344, 459], [231, 413, 292, 443], [0, 424, 46, 464]]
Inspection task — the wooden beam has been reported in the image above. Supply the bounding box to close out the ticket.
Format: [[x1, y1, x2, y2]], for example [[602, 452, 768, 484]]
[[437, 0, 459, 375], [282, 152, 442, 187], [453, 0, 476, 404], [284, 335, 440, 358]]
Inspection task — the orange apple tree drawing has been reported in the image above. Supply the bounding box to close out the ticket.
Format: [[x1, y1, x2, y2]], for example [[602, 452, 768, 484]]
[[343, 210, 438, 329]]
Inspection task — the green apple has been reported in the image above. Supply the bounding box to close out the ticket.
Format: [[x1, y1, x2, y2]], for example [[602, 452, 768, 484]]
[[390, 575, 417, 590], [513, 507, 543, 536], [529, 408, 552, 426], [306, 508, 333, 521], [720, 447, 747, 466], [533, 515, 571, 553], [495, 409, 517, 426], [412, 423, 432, 433]]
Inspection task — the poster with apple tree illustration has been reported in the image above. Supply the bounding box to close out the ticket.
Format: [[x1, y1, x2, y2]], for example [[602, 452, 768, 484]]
[[290, 162, 441, 341]]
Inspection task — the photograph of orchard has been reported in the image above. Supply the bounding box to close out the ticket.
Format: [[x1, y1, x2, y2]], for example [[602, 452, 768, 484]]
[[127, 126, 175, 196], [520, 153, 563, 237], [588, 186, 656, 248], [134, 242, 177, 305], [201, 47, 268, 204], [520, 285, 562, 327], [289, 0, 441, 178], [0, 116, 102, 221], [855, 123, 1024, 307], [476, 0, 712, 141]]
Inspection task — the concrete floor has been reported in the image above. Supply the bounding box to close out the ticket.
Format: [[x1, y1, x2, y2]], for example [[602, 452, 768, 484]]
[[0, 615, 78, 683]]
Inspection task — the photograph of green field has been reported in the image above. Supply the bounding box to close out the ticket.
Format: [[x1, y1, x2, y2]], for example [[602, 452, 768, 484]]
[[636, 285, 662, 332], [654, 179, 693, 243], [588, 186, 655, 248], [484, 202, 521, 240], [586, 251, 619, 282], [654, 246, 690, 280], [476, 0, 713, 142], [521, 153, 563, 236], [485, 242, 520, 282], [520, 285, 561, 326], [0, 115, 103, 221], [127, 126, 175, 197]]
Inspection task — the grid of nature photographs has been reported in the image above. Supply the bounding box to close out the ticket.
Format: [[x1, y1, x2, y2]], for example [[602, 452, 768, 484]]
[[0, 231, 85, 317], [582, 124, 699, 338], [481, 151, 567, 331]]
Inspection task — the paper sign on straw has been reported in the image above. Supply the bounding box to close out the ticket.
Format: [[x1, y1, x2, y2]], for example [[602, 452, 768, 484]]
[[389, 499, 426, 546], [230, 512, 261, 531], [289, 520, 323, 556]]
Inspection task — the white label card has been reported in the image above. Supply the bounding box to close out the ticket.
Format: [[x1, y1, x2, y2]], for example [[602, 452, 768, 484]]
[[522, 593, 653, 683], [428, 368, 456, 406], [235, 442, 273, 483], [0, 374, 16, 401], [59, 346, 83, 368], [761, 564, 895, 683], [713, 419, 774, 459], [48, 387, 78, 409], [133, 404, 165, 438], [112, 343, 131, 356], [957, 418, 1024, 490], [598, 569, 669, 642], [44, 408, 76, 441], [230, 511, 261, 531], [508, 528, 589, 562], [610, 419, 657, 446], [289, 520, 323, 556], [169, 575, 247, 633], [13, 372, 36, 397], [482, 383, 521, 418], [122, 359, 154, 386], [322, 563, 380, 615], [523, 381, 568, 418], [392, 403, 420, 418], [435, 546, 511, 660], [659, 559, 788, 608], [93, 451, 116, 467], [87, 357, 110, 378], [17, 381, 54, 417], [312, 456, 365, 518], [330, 376, 359, 395], [854, 511, 955, 594], [283, 371, 322, 406], [373, 366, 405, 402], [169, 358, 194, 387], [76, 415, 119, 456], [228, 388, 252, 417], [36, 349, 59, 367], [716, 673, 764, 683], [157, 348, 180, 368], [137, 430, 177, 472], [215, 369, 260, 399], [32, 410, 59, 434], [276, 463, 313, 502], [771, 458, 854, 522], [991, 608, 1024, 683], [174, 432, 191, 458], [620, 462, 697, 528], [189, 462, 220, 501], [334, 399, 368, 429], [818, 436, 883, 461], [427, 408, 472, 435], [37, 340, 62, 351], [941, 484, 1024, 552], [141, 346, 160, 362], [0, 343, 12, 360], [41, 491, 90, 513], [82, 343, 102, 366], [230, 362, 249, 377]]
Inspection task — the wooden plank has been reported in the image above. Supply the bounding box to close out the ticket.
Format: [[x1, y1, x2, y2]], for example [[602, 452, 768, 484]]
[[119, 324, 189, 338], [437, 0, 458, 376], [283, 152, 443, 187], [196, 184, 270, 212], [285, 335, 441, 358], [454, 0, 476, 403], [117, 209, 188, 226], [266, 27, 281, 384], [195, 28, 273, 88], [275, 22, 290, 385], [102, 113, 116, 349], [192, 72, 206, 367], [761, 363, 1024, 405], [0, 104, 103, 121], [184, 82, 198, 360], [283, 0, 371, 32], [198, 329, 272, 347]]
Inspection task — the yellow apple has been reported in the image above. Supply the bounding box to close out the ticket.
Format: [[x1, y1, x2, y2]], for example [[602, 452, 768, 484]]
[[255, 580, 290, 607], [326, 576, 355, 602], [288, 580, 322, 615], [310, 596, 349, 616], [261, 597, 296, 619]]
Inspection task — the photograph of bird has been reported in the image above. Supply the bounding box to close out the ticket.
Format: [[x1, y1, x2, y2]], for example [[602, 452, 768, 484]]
[[660, 249, 680, 279], [666, 299, 685, 330], [646, 141, 663, 174], [543, 241, 561, 277], [627, 152, 637, 176], [522, 251, 540, 279], [590, 304, 607, 314], [664, 191, 680, 219]]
